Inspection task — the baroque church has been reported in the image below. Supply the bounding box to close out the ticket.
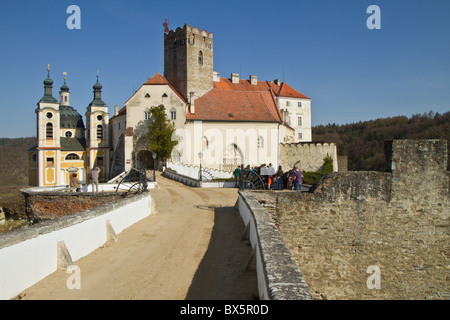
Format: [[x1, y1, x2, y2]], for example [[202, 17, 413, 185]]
[[29, 23, 311, 186]]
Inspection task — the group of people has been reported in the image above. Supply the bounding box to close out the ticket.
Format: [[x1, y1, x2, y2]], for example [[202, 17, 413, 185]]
[[233, 163, 303, 191], [69, 167, 101, 193]]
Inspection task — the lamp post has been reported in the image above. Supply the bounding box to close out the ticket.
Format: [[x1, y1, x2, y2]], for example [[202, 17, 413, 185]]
[[152, 151, 157, 182], [198, 151, 203, 181]]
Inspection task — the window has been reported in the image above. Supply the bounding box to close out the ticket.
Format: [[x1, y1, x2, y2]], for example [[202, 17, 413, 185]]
[[298, 101, 302, 108], [144, 111, 151, 120], [97, 115, 103, 121], [298, 132, 303, 140], [97, 125, 103, 140], [96, 156, 104, 166], [46, 123, 53, 139], [118, 122, 121, 130], [31, 154, 37, 163], [46, 157, 54, 167], [257, 136, 264, 149], [298, 116, 303, 127], [170, 108, 176, 121], [145, 93, 151, 98], [46, 112, 53, 119], [64, 96, 67, 102], [65, 131, 72, 138], [198, 51, 203, 65], [65, 153, 80, 161], [171, 149, 181, 163], [286, 101, 291, 107]]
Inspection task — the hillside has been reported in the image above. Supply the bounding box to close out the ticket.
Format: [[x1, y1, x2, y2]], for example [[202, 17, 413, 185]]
[[312, 111, 450, 171], [0, 137, 36, 187]]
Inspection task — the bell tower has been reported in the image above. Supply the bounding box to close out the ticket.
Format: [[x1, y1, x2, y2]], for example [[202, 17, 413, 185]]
[[85, 71, 110, 181], [164, 23, 213, 104]]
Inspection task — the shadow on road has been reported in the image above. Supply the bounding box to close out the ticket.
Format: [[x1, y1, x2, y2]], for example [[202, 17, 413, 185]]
[[185, 205, 259, 300]]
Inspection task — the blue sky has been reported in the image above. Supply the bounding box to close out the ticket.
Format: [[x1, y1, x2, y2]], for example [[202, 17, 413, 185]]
[[0, 0, 449, 138]]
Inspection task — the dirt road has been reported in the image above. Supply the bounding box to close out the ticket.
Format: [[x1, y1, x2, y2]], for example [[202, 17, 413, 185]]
[[17, 173, 258, 300]]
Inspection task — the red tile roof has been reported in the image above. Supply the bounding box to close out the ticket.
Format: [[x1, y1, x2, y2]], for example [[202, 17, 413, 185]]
[[143, 72, 170, 85], [187, 89, 282, 122]]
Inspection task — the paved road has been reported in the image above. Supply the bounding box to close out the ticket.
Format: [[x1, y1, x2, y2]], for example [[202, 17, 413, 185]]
[[18, 173, 258, 300]]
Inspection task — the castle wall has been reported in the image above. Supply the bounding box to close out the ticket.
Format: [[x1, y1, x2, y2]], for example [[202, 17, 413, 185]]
[[273, 140, 449, 299], [279, 142, 338, 173]]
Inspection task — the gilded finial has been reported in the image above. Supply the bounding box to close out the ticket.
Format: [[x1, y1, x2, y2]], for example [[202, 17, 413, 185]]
[[96, 70, 99, 82], [47, 64, 50, 77], [63, 71, 67, 82]]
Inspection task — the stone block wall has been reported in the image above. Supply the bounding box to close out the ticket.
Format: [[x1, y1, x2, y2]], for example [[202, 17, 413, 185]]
[[273, 140, 449, 299], [279, 142, 338, 172], [22, 192, 124, 221]]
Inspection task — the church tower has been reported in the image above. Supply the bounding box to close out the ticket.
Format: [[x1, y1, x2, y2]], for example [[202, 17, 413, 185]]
[[85, 72, 110, 181], [35, 65, 61, 186], [164, 23, 213, 106]]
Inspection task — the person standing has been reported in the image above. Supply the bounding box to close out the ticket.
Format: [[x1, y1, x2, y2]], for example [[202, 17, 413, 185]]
[[233, 166, 241, 188], [70, 173, 81, 192], [90, 167, 100, 193], [293, 166, 303, 191], [275, 165, 284, 190]]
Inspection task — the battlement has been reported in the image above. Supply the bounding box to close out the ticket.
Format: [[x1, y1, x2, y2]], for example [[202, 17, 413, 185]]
[[164, 24, 213, 49]]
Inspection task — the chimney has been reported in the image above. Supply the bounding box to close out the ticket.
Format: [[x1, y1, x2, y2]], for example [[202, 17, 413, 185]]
[[189, 92, 195, 114], [249, 75, 257, 86], [231, 73, 239, 84], [213, 71, 220, 82], [115, 104, 119, 116], [274, 79, 281, 86]]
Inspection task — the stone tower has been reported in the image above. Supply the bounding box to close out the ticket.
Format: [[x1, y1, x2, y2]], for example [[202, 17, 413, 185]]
[[164, 24, 213, 106]]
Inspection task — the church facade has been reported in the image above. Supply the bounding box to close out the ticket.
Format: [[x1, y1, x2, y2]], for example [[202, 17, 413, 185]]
[[28, 69, 110, 186], [29, 23, 312, 186]]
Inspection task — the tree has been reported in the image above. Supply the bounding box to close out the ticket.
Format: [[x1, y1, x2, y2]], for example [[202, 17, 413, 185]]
[[146, 105, 178, 164]]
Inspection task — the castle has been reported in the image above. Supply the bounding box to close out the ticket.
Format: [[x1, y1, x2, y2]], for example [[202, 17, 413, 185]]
[[28, 23, 312, 186]]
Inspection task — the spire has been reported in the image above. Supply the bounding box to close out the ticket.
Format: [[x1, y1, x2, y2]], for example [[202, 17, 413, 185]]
[[40, 64, 57, 103], [60, 72, 69, 92], [89, 70, 106, 107]]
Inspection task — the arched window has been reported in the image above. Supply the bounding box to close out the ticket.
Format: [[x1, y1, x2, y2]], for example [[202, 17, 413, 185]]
[[97, 125, 103, 140], [171, 149, 181, 163], [198, 51, 203, 65], [65, 153, 80, 161], [170, 107, 177, 121], [257, 136, 264, 149], [46, 123, 53, 139]]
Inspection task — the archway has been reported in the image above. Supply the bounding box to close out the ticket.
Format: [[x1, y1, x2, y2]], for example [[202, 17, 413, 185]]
[[136, 150, 155, 170], [222, 143, 244, 172]]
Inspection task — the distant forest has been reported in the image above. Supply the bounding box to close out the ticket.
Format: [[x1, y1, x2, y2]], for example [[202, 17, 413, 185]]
[[312, 111, 450, 171], [0, 137, 36, 186]]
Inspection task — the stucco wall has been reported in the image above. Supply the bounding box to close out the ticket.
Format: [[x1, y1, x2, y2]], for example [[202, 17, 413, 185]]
[[279, 142, 338, 172]]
